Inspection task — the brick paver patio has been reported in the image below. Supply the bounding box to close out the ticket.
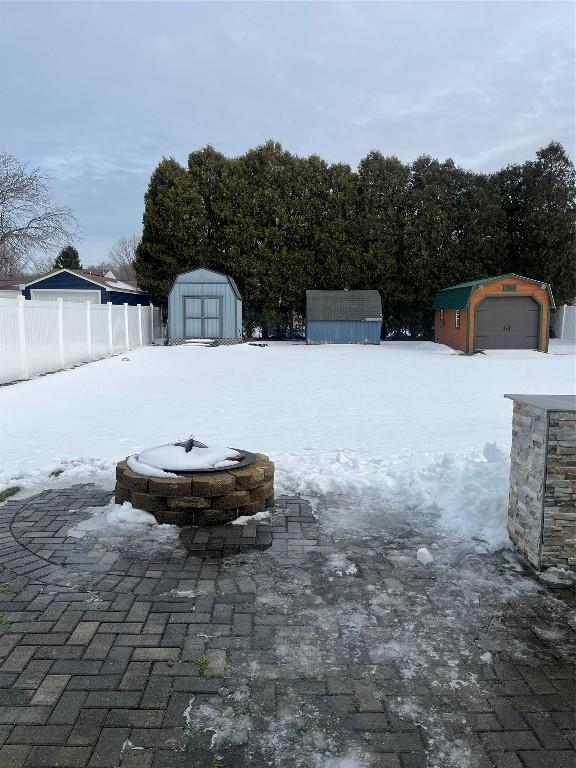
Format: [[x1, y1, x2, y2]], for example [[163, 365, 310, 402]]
[[0, 486, 573, 767]]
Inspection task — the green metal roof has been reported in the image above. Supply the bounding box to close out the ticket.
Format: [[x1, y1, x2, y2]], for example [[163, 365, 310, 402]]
[[306, 290, 382, 321], [432, 274, 555, 310]]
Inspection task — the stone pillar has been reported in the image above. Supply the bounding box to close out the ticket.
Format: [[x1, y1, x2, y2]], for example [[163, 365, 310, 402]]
[[505, 395, 576, 571]]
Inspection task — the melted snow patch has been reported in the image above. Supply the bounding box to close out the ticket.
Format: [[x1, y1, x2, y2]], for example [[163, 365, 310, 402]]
[[327, 553, 358, 576]]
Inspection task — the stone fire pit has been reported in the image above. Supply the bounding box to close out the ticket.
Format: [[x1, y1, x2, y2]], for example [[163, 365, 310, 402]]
[[115, 440, 275, 526]]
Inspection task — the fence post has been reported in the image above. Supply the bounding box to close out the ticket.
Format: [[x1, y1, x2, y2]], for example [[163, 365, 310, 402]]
[[16, 296, 29, 380], [123, 303, 129, 350], [57, 298, 65, 368], [150, 302, 155, 342], [137, 304, 143, 346], [86, 301, 92, 361], [107, 302, 114, 354]]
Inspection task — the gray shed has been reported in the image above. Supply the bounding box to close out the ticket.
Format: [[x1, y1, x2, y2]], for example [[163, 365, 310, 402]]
[[168, 268, 242, 341], [306, 290, 382, 344]]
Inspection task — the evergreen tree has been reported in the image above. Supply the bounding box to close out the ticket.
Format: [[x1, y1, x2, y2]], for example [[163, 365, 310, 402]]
[[498, 142, 576, 303], [357, 152, 410, 335], [134, 158, 203, 303], [54, 244, 81, 269], [311, 160, 359, 292], [135, 139, 574, 333], [186, 146, 229, 271]]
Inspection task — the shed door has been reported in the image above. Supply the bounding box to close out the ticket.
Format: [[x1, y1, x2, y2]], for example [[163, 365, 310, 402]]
[[475, 297, 540, 350], [183, 296, 222, 338]]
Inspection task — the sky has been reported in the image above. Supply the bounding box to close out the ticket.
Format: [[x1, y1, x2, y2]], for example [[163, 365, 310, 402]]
[[1, 1, 574, 267]]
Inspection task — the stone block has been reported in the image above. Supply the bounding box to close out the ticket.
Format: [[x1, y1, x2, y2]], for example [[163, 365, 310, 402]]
[[115, 460, 129, 482], [114, 484, 131, 505], [148, 476, 192, 497], [120, 468, 149, 493], [231, 466, 265, 490], [211, 490, 251, 509], [249, 481, 275, 502], [194, 508, 239, 525], [153, 510, 189, 526], [166, 496, 211, 510], [237, 499, 267, 516], [192, 473, 236, 498], [261, 464, 275, 481], [131, 492, 168, 513]]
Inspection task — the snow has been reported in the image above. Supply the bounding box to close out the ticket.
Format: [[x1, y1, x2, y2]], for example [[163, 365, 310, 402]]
[[539, 567, 576, 585], [136, 443, 241, 471], [67, 500, 180, 550], [230, 510, 271, 526], [417, 547, 434, 565], [0, 341, 573, 550], [127, 455, 177, 477]]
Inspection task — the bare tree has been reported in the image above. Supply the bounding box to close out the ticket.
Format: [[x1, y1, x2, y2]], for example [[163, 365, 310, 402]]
[[0, 153, 78, 277], [108, 235, 139, 283]]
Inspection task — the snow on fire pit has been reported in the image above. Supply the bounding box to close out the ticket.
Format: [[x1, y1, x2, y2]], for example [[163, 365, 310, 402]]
[[115, 437, 275, 526]]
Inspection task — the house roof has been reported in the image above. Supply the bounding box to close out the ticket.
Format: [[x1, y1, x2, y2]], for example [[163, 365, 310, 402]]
[[432, 274, 555, 310], [22, 268, 146, 294], [306, 290, 383, 322]]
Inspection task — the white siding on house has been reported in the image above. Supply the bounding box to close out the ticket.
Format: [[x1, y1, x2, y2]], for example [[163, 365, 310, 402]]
[[30, 289, 101, 303]]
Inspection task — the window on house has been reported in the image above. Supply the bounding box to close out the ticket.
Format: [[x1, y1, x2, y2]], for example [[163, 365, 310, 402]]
[[503, 284, 517, 292], [455, 309, 461, 328], [440, 309, 445, 326]]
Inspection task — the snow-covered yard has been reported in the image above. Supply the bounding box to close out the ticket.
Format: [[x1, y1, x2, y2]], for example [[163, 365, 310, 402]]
[[1, 340, 574, 550]]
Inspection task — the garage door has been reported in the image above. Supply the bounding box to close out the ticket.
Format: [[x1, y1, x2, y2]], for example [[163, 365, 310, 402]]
[[475, 297, 540, 350], [183, 296, 222, 338], [30, 289, 101, 303]]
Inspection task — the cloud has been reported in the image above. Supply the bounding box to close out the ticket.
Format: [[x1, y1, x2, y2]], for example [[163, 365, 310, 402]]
[[40, 148, 156, 184]]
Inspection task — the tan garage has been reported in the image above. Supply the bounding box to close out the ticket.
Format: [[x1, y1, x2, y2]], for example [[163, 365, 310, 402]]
[[433, 274, 554, 353]]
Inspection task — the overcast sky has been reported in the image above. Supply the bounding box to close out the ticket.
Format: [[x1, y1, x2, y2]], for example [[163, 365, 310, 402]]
[[1, 1, 574, 266]]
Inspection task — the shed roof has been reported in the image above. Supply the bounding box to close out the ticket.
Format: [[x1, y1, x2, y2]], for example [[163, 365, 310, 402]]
[[432, 274, 555, 310], [22, 268, 146, 295], [172, 268, 242, 301], [306, 290, 382, 321]]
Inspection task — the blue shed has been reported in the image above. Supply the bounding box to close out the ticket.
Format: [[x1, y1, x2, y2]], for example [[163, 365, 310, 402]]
[[168, 268, 242, 341], [306, 290, 382, 344], [21, 268, 151, 305]]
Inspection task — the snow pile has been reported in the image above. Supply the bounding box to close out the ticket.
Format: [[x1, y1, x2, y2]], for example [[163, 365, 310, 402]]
[[67, 500, 180, 551], [136, 443, 241, 472], [417, 547, 434, 565], [229, 510, 271, 526], [408, 443, 510, 550], [539, 567, 576, 586], [127, 455, 177, 478], [278, 443, 511, 551], [327, 553, 358, 576]]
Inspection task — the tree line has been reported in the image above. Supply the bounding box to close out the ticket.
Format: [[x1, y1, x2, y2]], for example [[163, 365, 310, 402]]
[[134, 141, 575, 338]]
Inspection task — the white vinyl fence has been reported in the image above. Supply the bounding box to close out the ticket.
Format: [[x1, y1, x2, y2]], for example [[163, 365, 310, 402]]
[[0, 297, 163, 384], [554, 304, 576, 343]]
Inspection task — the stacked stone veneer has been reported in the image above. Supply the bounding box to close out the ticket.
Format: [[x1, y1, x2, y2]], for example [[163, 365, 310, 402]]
[[508, 401, 575, 570], [115, 453, 274, 526]]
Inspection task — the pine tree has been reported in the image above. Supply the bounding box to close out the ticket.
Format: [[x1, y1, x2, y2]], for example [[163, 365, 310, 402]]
[[54, 245, 81, 269], [357, 152, 410, 335], [134, 158, 203, 303], [499, 142, 576, 303]]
